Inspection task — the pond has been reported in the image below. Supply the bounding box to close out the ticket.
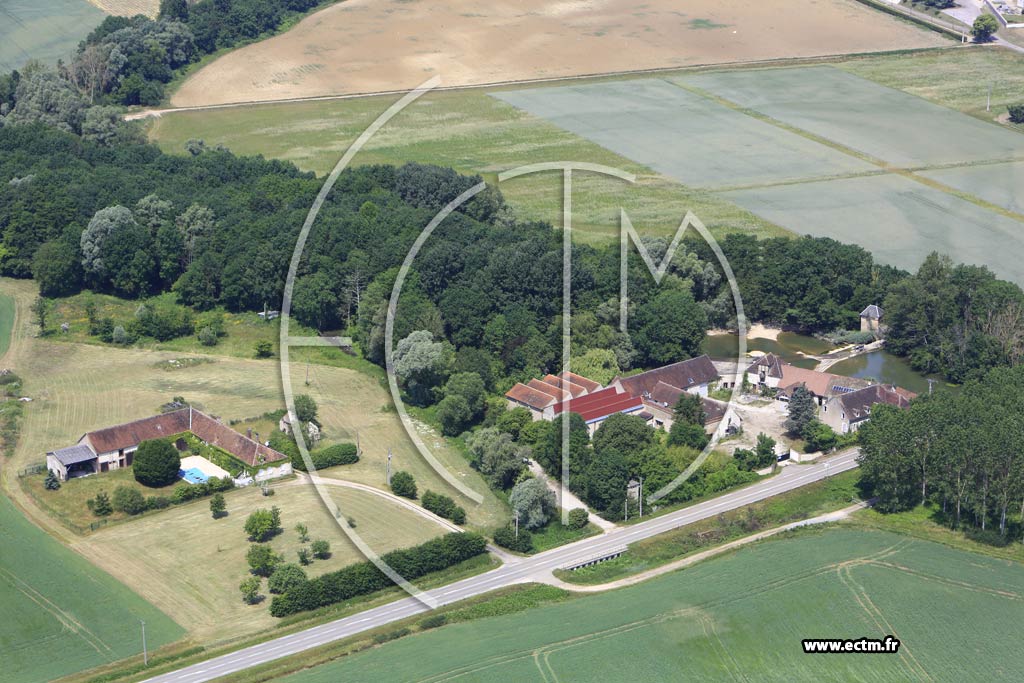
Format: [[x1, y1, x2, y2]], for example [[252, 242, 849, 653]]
[[828, 350, 946, 395], [702, 332, 831, 370]]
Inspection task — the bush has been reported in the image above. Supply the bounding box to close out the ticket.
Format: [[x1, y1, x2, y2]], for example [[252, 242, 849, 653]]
[[419, 613, 448, 630], [493, 525, 533, 553], [567, 508, 589, 530], [197, 326, 218, 346], [254, 341, 274, 358], [373, 628, 411, 644], [311, 539, 331, 559], [133, 439, 181, 487], [44, 470, 61, 490], [297, 548, 312, 566], [269, 533, 487, 617], [247, 544, 281, 577], [390, 471, 417, 499], [112, 485, 147, 515], [147, 495, 171, 510], [268, 564, 308, 594], [240, 577, 262, 604], [209, 492, 226, 518], [965, 527, 1012, 548], [421, 490, 466, 525], [290, 442, 359, 472], [1009, 103, 1024, 125], [91, 490, 113, 517]]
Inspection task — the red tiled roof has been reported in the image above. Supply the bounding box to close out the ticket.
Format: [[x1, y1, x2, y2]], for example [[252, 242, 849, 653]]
[[527, 378, 566, 401], [558, 371, 601, 393], [505, 382, 557, 411], [82, 408, 286, 466], [543, 374, 588, 398], [554, 387, 643, 423]]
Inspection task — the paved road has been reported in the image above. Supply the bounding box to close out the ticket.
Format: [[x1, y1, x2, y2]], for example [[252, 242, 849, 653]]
[[143, 449, 860, 683]]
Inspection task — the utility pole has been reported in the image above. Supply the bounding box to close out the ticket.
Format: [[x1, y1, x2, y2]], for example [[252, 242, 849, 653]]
[[624, 497, 628, 522], [638, 477, 643, 517], [514, 509, 520, 539], [987, 82, 993, 112], [927, 378, 936, 396], [386, 447, 392, 486], [140, 620, 147, 666]]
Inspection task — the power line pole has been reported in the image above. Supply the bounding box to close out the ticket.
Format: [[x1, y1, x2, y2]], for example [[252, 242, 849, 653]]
[[140, 619, 147, 666], [987, 82, 993, 112], [514, 509, 520, 539], [927, 378, 936, 395], [386, 447, 392, 486], [638, 477, 643, 517]]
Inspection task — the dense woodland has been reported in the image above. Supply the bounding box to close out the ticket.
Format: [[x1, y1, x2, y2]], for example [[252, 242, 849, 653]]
[[858, 364, 1024, 542]]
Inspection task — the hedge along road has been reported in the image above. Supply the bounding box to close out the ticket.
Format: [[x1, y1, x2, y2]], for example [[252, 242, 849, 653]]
[[142, 449, 860, 683]]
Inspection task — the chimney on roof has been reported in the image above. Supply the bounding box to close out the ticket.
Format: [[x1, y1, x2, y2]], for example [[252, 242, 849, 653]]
[[247, 428, 253, 439]]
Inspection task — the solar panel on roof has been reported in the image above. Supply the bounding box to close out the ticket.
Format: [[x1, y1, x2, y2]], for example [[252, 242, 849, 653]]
[[831, 385, 856, 394]]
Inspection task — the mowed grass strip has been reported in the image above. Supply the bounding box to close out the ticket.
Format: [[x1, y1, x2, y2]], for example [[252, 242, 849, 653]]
[[0, 494, 183, 683], [276, 528, 1024, 682], [148, 89, 788, 244], [0, 288, 14, 358]]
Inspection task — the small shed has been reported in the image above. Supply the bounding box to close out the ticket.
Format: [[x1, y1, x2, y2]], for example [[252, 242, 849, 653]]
[[46, 444, 98, 481], [860, 305, 883, 333]]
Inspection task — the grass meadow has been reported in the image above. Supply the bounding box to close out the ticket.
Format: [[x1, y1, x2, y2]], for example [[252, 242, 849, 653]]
[[148, 88, 787, 245], [0, 493, 182, 683], [0, 288, 14, 358], [277, 528, 1024, 682], [0, 278, 507, 640], [0, 0, 106, 73]]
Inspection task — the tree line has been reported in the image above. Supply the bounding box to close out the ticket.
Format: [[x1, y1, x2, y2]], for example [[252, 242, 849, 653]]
[[858, 364, 1024, 542]]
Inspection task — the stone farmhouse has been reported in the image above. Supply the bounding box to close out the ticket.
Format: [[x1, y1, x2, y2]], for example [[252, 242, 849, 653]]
[[822, 384, 916, 434], [46, 407, 289, 481], [745, 353, 870, 405]]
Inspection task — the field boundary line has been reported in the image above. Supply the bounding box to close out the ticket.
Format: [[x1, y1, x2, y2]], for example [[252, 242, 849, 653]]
[[136, 47, 974, 120]]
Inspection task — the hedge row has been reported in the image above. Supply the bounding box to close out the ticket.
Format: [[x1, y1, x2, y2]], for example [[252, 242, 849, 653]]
[[289, 443, 359, 472], [269, 532, 487, 617], [421, 490, 466, 525]]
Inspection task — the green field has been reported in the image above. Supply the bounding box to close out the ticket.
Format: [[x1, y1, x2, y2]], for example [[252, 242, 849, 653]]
[[0, 289, 14, 359], [681, 65, 1024, 166], [722, 172, 1024, 282], [493, 78, 873, 188], [920, 161, 1024, 214], [0, 493, 182, 683], [279, 528, 1024, 682], [0, 0, 106, 72]]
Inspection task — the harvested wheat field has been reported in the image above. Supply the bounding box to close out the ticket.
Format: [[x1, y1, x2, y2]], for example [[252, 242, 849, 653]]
[[171, 0, 948, 107]]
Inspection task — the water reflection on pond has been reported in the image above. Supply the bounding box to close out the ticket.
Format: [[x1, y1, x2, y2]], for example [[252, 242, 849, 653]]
[[702, 332, 830, 370], [828, 351, 945, 395]]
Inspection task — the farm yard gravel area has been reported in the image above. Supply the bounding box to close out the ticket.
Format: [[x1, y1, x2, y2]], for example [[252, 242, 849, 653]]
[[170, 0, 947, 107]]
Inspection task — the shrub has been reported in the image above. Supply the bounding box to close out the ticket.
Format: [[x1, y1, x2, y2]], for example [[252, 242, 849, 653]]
[[133, 439, 181, 487], [419, 613, 447, 630], [311, 539, 331, 559], [197, 326, 218, 346], [1009, 103, 1024, 125], [295, 523, 309, 542], [373, 628, 411, 644], [112, 325, 129, 345], [421, 491, 465, 524], [91, 490, 113, 517], [493, 525, 533, 553], [147, 495, 171, 510], [247, 544, 281, 577], [254, 341, 274, 358], [44, 470, 61, 490], [567, 508, 589, 530], [297, 548, 312, 566], [390, 471, 417, 499], [239, 577, 261, 604], [269, 533, 487, 617], [291, 443, 359, 472], [112, 485, 147, 515], [268, 564, 308, 594]]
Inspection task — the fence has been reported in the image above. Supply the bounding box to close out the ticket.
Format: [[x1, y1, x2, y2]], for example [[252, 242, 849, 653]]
[[17, 463, 46, 477]]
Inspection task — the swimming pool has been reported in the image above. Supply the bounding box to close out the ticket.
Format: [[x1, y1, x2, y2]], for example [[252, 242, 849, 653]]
[[179, 467, 209, 485]]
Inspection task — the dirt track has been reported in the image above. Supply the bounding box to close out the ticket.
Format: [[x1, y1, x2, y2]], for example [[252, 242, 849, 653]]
[[171, 0, 946, 107]]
